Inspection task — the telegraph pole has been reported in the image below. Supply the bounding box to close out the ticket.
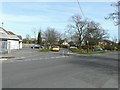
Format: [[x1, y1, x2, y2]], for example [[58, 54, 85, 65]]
[[118, 2, 120, 89], [118, 1, 120, 43]]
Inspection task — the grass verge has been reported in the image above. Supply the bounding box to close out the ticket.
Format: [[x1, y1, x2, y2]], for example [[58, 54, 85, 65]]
[[39, 49, 50, 52], [69, 48, 106, 54]]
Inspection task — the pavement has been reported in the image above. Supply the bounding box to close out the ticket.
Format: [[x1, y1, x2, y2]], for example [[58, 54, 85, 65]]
[[2, 48, 119, 88], [0, 47, 70, 61], [1, 47, 118, 61]]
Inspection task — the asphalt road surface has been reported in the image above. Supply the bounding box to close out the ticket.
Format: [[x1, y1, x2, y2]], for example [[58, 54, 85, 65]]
[[2, 48, 118, 88]]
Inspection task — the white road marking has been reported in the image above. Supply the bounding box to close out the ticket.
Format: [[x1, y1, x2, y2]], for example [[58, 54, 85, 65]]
[[2, 56, 69, 63], [0, 58, 7, 61]]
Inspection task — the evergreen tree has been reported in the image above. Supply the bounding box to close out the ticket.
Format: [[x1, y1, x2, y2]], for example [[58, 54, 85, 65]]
[[37, 30, 42, 45]]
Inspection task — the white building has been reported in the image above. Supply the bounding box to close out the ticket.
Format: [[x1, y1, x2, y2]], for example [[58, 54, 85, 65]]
[[0, 27, 22, 53]]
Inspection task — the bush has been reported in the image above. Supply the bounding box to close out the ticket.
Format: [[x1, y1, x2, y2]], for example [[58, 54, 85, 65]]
[[104, 45, 115, 50], [116, 45, 120, 51], [70, 47, 106, 54]]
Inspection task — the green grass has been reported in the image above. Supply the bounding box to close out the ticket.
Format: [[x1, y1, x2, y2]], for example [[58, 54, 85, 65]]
[[39, 49, 50, 52], [69, 48, 106, 54]]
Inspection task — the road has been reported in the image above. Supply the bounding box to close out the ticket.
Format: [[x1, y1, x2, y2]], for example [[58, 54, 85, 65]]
[[2, 48, 118, 88]]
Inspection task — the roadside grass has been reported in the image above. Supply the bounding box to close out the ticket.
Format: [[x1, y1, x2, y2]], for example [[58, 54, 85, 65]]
[[39, 49, 50, 52], [69, 48, 107, 55]]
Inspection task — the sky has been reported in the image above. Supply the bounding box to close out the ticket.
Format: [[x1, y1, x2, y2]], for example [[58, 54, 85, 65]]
[[0, 1, 118, 41]]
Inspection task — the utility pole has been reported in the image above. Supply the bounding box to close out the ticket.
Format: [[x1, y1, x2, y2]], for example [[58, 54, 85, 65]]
[[118, 1, 120, 42]]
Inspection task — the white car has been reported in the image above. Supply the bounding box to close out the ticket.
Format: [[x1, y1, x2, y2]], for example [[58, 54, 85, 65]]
[[31, 44, 41, 49], [69, 46, 77, 49]]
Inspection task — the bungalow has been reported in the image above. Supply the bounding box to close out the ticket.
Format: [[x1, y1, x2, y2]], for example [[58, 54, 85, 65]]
[[0, 27, 22, 53]]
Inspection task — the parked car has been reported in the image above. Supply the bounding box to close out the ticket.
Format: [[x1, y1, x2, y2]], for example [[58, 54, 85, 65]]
[[69, 46, 77, 49], [50, 46, 60, 51], [94, 48, 103, 51], [31, 44, 42, 49]]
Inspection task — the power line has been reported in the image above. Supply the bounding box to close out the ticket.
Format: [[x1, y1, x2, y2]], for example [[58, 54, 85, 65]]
[[77, 0, 86, 18]]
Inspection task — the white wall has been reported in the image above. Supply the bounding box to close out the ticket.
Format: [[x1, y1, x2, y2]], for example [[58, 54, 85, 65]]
[[7, 40, 19, 50]]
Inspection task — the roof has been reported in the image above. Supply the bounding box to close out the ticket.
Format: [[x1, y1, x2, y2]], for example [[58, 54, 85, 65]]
[[7, 31, 16, 35], [9, 35, 19, 40], [0, 27, 10, 35], [0, 27, 22, 41], [0, 27, 9, 39], [17, 35, 22, 40], [102, 39, 114, 43]]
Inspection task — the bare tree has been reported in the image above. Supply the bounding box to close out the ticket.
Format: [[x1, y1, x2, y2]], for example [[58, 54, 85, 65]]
[[67, 14, 108, 47], [26, 34, 31, 40], [105, 1, 120, 43], [67, 14, 88, 47], [112, 36, 118, 44], [84, 21, 108, 46], [44, 27, 59, 46], [105, 1, 120, 25], [23, 34, 32, 44]]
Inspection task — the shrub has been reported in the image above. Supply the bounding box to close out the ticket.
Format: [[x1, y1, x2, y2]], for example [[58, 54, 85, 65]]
[[104, 45, 116, 50]]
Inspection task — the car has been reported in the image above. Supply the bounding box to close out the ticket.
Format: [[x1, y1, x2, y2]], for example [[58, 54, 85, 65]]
[[31, 44, 42, 49], [94, 48, 103, 51], [51, 46, 60, 51], [69, 46, 77, 49]]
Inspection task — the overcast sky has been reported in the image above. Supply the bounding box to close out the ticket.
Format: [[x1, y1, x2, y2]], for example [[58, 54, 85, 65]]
[[0, 2, 118, 40]]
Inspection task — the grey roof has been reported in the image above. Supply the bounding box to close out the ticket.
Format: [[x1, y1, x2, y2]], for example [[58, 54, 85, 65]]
[[0, 27, 9, 39], [9, 35, 19, 40], [0, 27, 22, 41]]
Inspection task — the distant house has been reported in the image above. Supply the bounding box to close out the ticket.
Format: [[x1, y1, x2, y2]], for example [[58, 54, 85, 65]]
[[98, 39, 114, 46], [0, 27, 22, 53], [61, 41, 70, 48], [62, 41, 69, 46]]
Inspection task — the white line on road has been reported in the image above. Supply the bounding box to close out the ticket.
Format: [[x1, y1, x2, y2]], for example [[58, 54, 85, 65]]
[[0, 58, 7, 61], [2, 56, 69, 63]]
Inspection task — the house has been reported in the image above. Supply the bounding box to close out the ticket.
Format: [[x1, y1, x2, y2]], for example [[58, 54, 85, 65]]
[[61, 41, 70, 48], [98, 39, 114, 46], [0, 27, 9, 54], [0, 27, 22, 53]]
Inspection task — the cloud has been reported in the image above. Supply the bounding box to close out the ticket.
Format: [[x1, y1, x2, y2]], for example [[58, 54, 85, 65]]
[[2, 14, 51, 23]]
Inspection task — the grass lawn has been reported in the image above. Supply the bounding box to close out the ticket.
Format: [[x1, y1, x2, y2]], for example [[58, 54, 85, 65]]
[[39, 49, 50, 52], [69, 48, 107, 54]]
